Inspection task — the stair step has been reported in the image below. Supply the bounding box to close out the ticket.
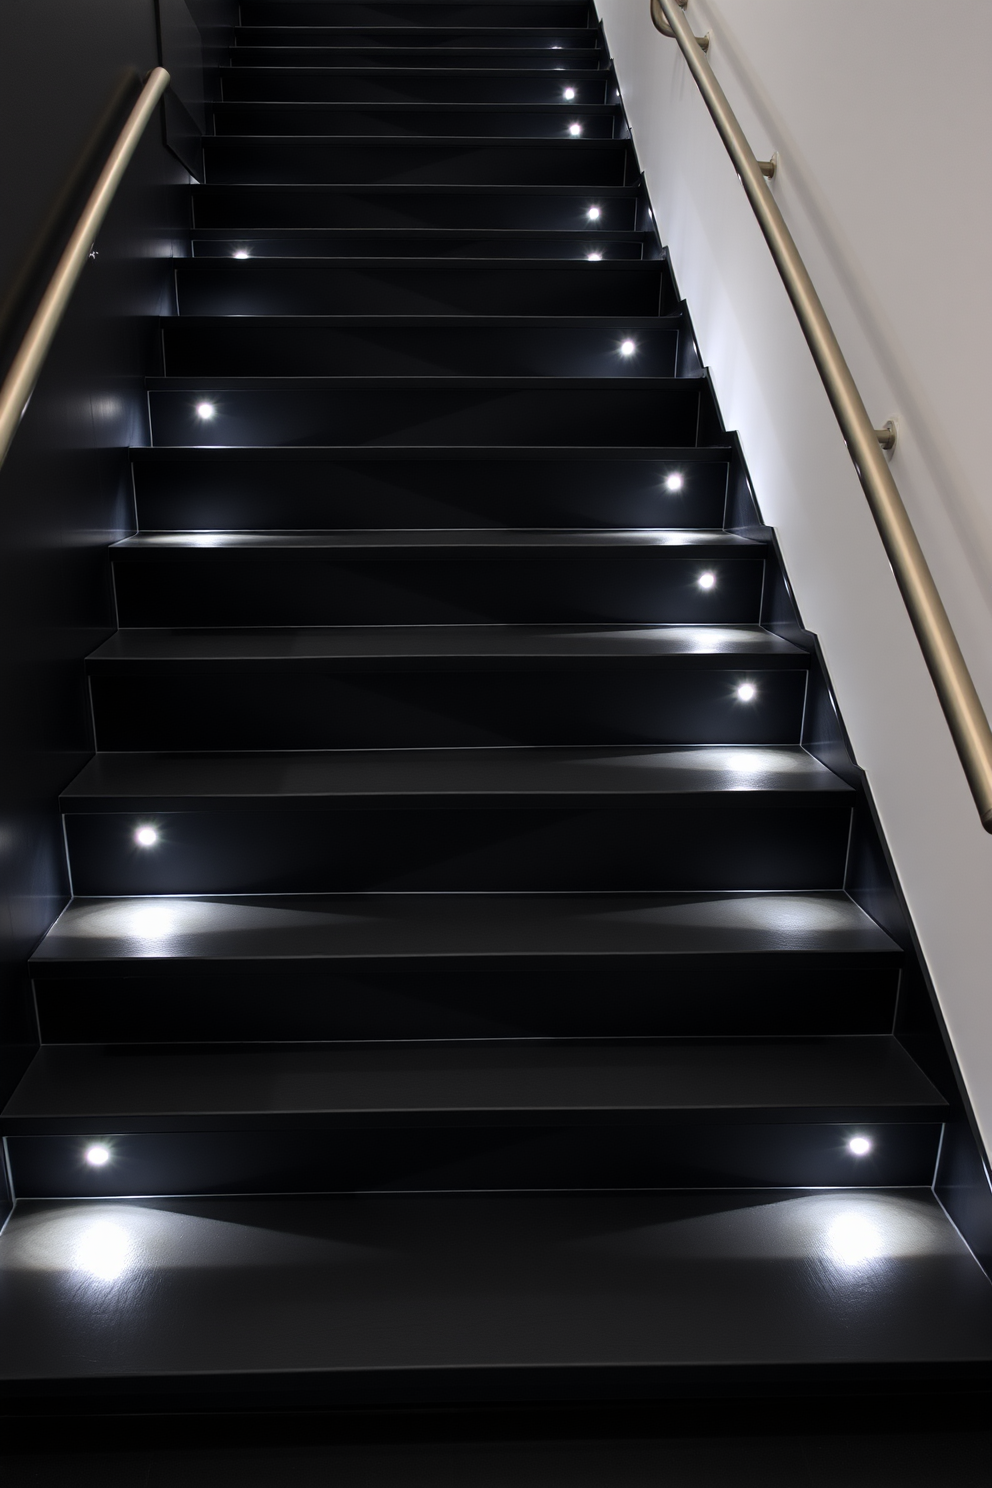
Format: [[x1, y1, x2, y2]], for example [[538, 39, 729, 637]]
[[238, 3, 596, 24], [147, 376, 704, 448], [28, 888, 901, 1046], [190, 229, 653, 259], [220, 66, 614, 104], [191, 183, 643, 231], [59, 741, 851, 896], [129, 446, 731, 531], [85, 624, 808, 750], [233, 27, 602, 48], [61, 745, 851, 809], [1, 1037, 946, 1133], [174, 259, 669, 315], [109, 528, 764, 627], [212, 103, 621, 138], [226, 47, 608, 70], [3, 1191, 990, 1393], [203, 136, 629, 185], [31, 889, 889, 965], [87, 621, 805, 667], [162, 317, 677, 377]]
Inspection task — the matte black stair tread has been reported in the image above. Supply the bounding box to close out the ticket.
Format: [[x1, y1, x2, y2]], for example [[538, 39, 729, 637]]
[[1, 1037, 946, 1129], [30, 892, 897, 966], [86, 624, 807, 669], [60, 745, 851, 810], [3, 1191, 990, 1385], [112, 529, 761, 556]]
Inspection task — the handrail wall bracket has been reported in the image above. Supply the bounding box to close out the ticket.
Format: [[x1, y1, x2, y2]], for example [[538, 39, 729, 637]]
[[649, 0, 992, 831], [650, 0, 710, 51]]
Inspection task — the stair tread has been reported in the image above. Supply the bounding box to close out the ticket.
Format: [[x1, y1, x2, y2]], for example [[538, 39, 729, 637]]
[[130, 442, 731, 460], [192, 182, 641, 194], [86, 623, 806, 666], [3, 1191, 989, 1383], [112, 528, 761, 554], [60, 745, 852, 807], [30, 891, 897, 965], [214, 102, 621, 113], [205, 133, 620, 144], [2, 1037, 945, 1127]]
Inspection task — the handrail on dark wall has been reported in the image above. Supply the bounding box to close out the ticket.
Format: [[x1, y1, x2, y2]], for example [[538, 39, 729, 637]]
[[650, 0, 992, 833], [0, 67, 170, 475]]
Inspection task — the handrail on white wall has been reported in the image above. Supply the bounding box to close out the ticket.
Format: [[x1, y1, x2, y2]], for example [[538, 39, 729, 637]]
[[650, 0, 992, 834]]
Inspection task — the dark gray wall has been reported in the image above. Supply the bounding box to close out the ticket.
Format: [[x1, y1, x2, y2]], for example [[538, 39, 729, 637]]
[[0, 1, 195, 1104]]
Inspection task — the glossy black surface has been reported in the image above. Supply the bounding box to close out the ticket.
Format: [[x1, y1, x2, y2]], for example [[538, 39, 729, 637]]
[[131, 447, 730, 529], [2, 0, 992, 1408], [8, 1124, 945, 1197], [1, 1192, 990, 1389]]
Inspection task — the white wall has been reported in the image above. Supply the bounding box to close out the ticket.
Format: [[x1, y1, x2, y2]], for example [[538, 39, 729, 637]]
[[595, 0, 992, 1150]]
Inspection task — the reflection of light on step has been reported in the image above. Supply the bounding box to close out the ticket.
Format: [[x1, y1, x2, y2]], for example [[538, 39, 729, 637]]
[[848, 1135, 872, 1156], [74, 1220, 134, 1282], [129, 903, 176, 942], [85, 1143, 111, 1168], [827, 1211, 885, 1268]]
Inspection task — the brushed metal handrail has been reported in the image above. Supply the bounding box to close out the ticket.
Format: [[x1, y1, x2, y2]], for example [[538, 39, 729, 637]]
[[650, 0, 992, 831], [0, 67, 170, 474]]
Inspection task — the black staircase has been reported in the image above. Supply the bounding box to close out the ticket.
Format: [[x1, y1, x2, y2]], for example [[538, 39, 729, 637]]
[[2, 0, 991, 1407]]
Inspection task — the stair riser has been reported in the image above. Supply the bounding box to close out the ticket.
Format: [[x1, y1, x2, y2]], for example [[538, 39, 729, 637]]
[[111, 554, 763, 627], [238, 3, 595, 23], [175, 263, 665, 316], [233, 28, 603, 48], [32, 957, 901, 1042], [88, 670, 808, 750], [131, 453, 729, 531], [6, 1122, 941, 1198], [148, 386, 700, 448], [204, 139, 628, 186], [63, 803, 851, 896], [191, 186, 642, 230], [190, 233, 649, 258], [227, 48, 608, 69], [213, 106, 619, 138], [163, 324, 674, 377], [220, 70, 612, 105]]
